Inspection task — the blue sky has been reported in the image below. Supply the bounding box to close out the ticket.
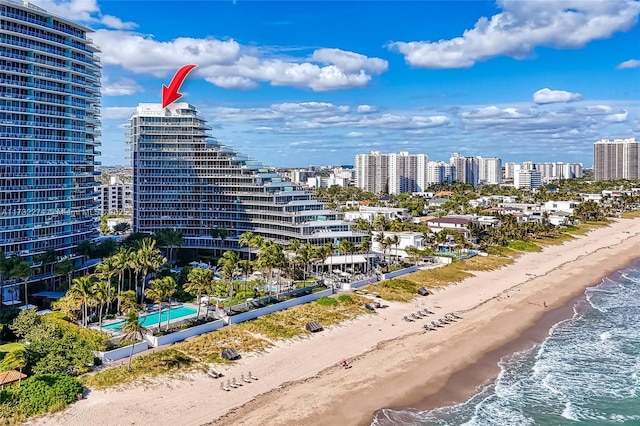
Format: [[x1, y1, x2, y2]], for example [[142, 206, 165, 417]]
[[41, 0, 640, 167]]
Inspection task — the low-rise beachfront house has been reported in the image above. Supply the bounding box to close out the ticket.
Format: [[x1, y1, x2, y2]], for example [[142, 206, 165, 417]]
[[426, 217, 471, 237], [499, 202, 541, 213], [579, 193, 604, 203], [371, 231, 426, 259], [344, 206, 411, 222], [0, 370, 27, 390], [428, 198, 449, 208], [542, 201, 580, 214], [548, 211, 573, 226]]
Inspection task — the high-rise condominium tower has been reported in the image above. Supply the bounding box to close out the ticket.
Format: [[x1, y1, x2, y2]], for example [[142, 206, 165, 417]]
[[0, 1, 101, 266], [355, 151, 389, 193], [594, 138, 639, 181], [128, 103, 364, 250]]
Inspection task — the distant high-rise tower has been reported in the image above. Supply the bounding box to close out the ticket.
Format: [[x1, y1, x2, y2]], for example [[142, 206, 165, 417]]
[[355, 151, 389, 193], [477, 157, 502, 185], [594, 138, 639, 181], [0, 1, 101, 275], [450, 153, 479, 186]]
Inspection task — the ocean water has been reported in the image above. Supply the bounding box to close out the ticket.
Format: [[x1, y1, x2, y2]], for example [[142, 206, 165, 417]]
[[372, 260, 640, 426]]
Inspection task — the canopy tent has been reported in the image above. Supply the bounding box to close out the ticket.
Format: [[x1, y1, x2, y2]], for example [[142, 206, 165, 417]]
[[323, 254, 373, 265]]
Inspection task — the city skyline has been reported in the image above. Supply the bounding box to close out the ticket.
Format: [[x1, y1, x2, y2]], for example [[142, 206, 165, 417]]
[[42, 0, 640, 167]]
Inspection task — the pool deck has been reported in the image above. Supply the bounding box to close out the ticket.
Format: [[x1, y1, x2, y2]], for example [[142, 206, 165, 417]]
[[97, 303, 201, 335]]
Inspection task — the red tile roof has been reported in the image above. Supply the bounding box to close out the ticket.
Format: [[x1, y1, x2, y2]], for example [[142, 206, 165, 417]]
[[0, 370, 27, 386]]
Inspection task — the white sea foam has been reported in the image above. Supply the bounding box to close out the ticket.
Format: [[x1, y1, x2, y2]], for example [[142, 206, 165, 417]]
[[373, 261, 640, 426]]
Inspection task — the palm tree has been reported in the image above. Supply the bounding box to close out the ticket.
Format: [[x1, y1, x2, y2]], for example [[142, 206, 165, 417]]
[[324, 241, 335, 275], [389, 235, 400, 261], [297, 242, 315, 280], [239, 231, 255, 262], [120, 310, 147, 370], [218, 250, 239, 311], [360, 238, 371, 274], [9, 260, 31, 309], [36, 248, 57, 276], [145, 284, 164, 330], [93, 280, 114, 331], [154, 229, 184, 265], [287, 239, 301, 278], [150, 276, 177, 331], [184, 268, 214, 320], [2, 348, 25, 386], [75, 240, 94, 264], [55, 258, 73, 291], [112, 248, 130, 314], [68, 276, 96, 327], [136, 238, 167, 304]]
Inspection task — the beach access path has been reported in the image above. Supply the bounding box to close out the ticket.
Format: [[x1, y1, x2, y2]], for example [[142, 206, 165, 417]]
[[28, 218, 640, 426]]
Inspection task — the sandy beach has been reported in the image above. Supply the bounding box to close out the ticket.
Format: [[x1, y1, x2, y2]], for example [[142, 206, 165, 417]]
[[29, 218, 640, 426]]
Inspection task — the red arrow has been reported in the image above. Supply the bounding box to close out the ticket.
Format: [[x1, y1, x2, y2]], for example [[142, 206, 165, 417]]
[[161, 64, 197, 108]]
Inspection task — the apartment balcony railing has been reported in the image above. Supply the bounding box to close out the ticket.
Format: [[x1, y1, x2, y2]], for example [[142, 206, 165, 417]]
[[0, 133, 91, 142]]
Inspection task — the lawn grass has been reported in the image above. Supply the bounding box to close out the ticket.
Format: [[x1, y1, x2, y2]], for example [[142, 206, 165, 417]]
[[81, 348, 198, 389]]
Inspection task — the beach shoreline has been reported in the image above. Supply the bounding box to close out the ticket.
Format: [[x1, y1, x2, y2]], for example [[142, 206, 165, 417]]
[[28, 218, 640, 426]]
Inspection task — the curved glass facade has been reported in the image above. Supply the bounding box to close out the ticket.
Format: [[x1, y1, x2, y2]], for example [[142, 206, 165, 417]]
[[0, 0, 101, 262]]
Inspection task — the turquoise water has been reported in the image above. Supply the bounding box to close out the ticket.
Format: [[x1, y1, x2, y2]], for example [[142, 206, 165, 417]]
[[102, 305, 198, 332], [371, 259, 640, 425]]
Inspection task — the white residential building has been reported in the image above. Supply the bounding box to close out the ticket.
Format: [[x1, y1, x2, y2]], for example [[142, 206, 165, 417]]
[[477, 157, 503, 184], [416, 154, 429, 191], [388, 151, 418, 195], [594, 137, 640, 181], [344, 206, 411, 222], [450, 153, 479, 186], [514, 165, 542, 190], [97, 176, 132, 215], [543, 200, 580, 214], [426, 161, 453, 186], [371, 231, 425, 259], [355, 151, 389, 193]]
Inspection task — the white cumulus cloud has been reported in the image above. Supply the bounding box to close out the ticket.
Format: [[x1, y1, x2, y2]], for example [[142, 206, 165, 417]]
[[616, 59, 640, 69], [388, 0, 640, 69], [102, 77, 144, 96], [92, 30, 388, 92], [533, 88, 583, 105], [34, 0, 137, 30]]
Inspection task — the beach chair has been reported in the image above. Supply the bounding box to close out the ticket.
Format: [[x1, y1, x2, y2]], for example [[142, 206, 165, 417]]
[[228, 379, 237, 389], [233, 377, 242, 386], [403, 315, 413, 322], [249, 371, 258, 380], [220, 382, 230, 391], [242, 373, 251, 383]]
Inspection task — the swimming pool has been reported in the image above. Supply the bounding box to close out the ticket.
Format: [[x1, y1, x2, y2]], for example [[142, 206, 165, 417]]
[[102, 305, 198, 332]]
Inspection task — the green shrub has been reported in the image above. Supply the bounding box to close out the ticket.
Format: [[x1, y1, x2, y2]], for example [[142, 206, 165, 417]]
[[337, 294, 353, 304], [315, 296, 338, 307], [43, 312, 109, 351], [0, 374, 82, 425], [17, 374, 82, 414]]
